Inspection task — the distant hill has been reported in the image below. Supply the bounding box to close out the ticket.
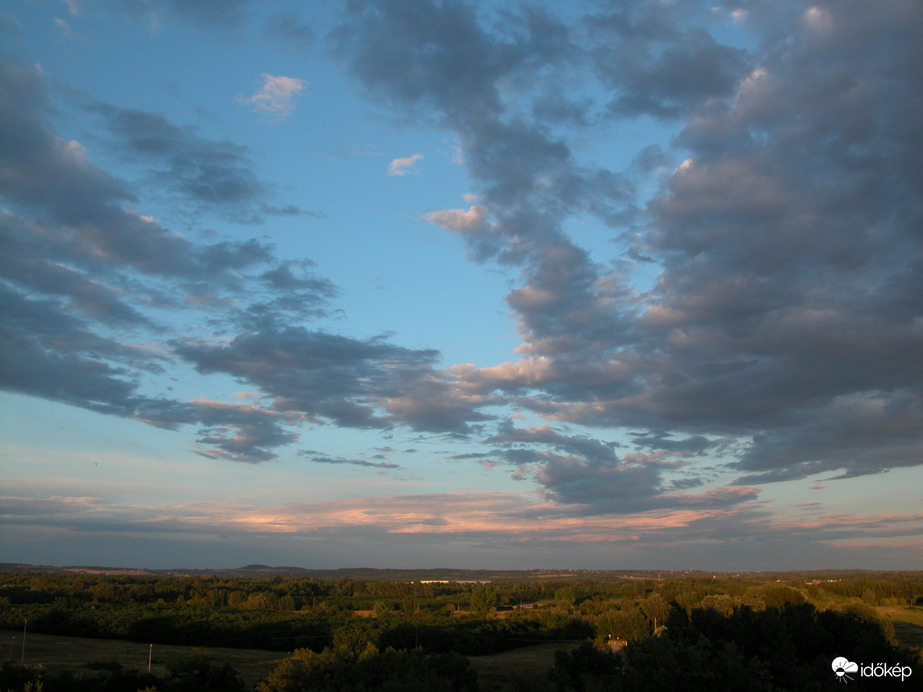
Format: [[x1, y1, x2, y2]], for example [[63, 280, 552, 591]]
[[2, 563, 917, 582]]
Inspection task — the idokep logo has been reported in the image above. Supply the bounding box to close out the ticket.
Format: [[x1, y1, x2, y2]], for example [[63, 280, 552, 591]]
[[832, 657, 913, 684], [832, 658, 858, 683]]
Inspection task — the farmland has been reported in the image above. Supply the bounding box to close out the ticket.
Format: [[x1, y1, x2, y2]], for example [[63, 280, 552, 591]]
[[0, 566, 920, 690]]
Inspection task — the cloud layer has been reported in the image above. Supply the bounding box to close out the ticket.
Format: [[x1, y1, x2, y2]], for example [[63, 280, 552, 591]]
[[2, 488, 920, 568], [2, 0, 921, 558]]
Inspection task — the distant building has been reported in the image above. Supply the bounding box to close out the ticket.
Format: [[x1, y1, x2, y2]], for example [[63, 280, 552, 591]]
[[607, 636, 628, 652]]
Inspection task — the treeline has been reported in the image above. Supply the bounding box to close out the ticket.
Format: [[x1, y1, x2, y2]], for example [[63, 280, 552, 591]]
[[0, 647, 479, 692], [4, 570, 921, 610], [0, 601, 589, 655], [3, 603, 916, 691], [1, 570, 921, 690], [547, 602, 920, 692], [2, 571, 921, 650], [1, 650, 247, 692]]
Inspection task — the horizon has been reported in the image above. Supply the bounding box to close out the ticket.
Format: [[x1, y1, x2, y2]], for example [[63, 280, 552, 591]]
[[6, 561, 920, 577], [1, 0, 922, 572]]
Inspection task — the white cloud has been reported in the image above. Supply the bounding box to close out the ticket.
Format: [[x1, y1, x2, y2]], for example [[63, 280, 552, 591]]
[[424, 204, 488, 234], [388, 153, 423, 175], [803, 6, 833, 34], [53, 17, 73, 39], [238, 74, 306, 120]]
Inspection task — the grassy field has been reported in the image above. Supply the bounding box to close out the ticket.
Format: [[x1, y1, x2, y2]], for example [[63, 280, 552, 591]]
[[468, 641, 579, 692], [7, 611, 914, 692], [0, 629, 286, 688], [877, 606, 923, 651], [0, 627, 580, 691]]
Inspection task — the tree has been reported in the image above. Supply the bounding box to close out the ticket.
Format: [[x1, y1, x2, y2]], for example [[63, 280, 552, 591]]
[[548, 641, 621, 692], [257, 647, 477, 692], [469, 585, 500, 613], [640, 594, 669, 630], [554, 587, 577, 609]]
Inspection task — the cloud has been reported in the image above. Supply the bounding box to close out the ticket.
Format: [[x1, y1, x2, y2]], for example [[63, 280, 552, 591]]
[[172, 326, 489, 434], [263, 11, 315, 45], [587, 10, 751, 120], [0, 11, 24, 35], [4, 491, 919, 568], [237, 73, 306, 120], [487, 423, 618, 463], [83, 101, 314, 222], [332, 0, 923, 496], [63, 0, 84, 16], [118, 0, 251, 30], [5, 0, 923, 524], [388, 153, 423, 176], [0, 59, 337, 461], [0, 53, 486, 463], [301, 453, 400, 470], [185, 399, 304, 463], [53, 17, 75, 39], [425, 202, 502, 261]]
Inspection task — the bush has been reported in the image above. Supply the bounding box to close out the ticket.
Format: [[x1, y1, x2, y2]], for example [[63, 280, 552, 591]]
[[256, 647, 477, 692]]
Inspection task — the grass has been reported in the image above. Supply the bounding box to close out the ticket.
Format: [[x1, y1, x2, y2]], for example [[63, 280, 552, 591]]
[[468, 641, 580, 692], [0, 629, 286, 688], [1, 627, 580, 691], [876, 606, 923, 651]]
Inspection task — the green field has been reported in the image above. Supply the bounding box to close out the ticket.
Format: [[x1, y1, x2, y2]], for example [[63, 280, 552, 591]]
[[878, 606, 923, 650], [0, 629, 286, 688], [0, 628, 581, 691], [468, 641, 579, 692]]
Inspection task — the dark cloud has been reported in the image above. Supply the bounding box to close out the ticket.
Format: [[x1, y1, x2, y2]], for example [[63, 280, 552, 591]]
[[0, 285, 147, 417], [589, 12, 750, 120], [301, 452, 400, 470], [334, 2, 636, 408], [334, 0, 532, 121], [337, 0, 923, 490], [0, 58, 338, 461], [85, 102, 311, 223], [263, 11, 315, 45], [0, 63, 282, 283], [523, 449, 758, 515], [734, 390, 923, 483], [630, 0, 923, 479], [190, 404, 301, 463], [334, 0, 630, 217], [118, 0, 251, 30], [173, 327, 489, 434], [470, 421, 750, 514], [487, 422, 617, 463], [5, 0, 922, 505], [630, 431, 717, 456]]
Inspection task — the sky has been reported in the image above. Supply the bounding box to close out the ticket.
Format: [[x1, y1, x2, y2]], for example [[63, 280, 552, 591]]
[[1, 0, 921, 571]]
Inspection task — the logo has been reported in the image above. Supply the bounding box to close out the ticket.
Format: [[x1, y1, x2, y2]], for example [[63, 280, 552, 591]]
[[832, 657, 858, 683], [832, 657, 913, 684]]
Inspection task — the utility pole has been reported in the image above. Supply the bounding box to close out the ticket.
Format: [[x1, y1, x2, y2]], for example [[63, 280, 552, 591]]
[[20, 619, 26, 664], [148, 644, 152, 672]]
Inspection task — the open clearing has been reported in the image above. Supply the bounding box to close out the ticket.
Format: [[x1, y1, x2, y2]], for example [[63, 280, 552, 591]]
[[468, 641, 580, 692], [0, 629, 286, 687], [878, 606, 923, 650], [1, 627, 580, 691]]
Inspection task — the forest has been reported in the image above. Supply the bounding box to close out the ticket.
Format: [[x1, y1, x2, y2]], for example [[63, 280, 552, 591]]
[[0, 568, 921, 691]]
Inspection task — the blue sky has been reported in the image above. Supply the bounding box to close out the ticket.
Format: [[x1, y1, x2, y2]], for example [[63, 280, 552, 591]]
[[1, 0, 921, 570]]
